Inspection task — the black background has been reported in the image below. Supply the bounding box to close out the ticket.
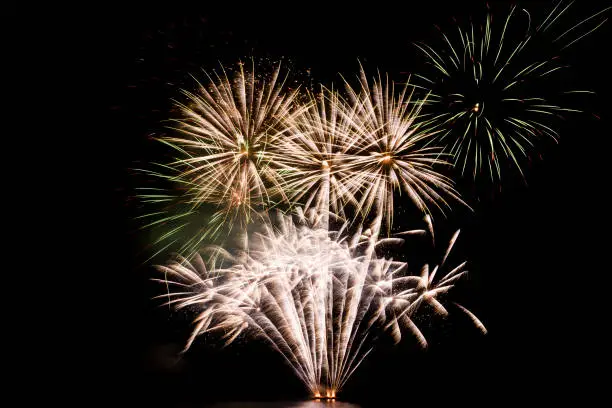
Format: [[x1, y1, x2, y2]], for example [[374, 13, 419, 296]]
[[12, 1, 611, 406]]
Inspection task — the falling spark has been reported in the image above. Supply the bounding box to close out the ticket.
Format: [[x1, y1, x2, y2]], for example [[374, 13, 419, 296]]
[[453, 302, 488, 334]]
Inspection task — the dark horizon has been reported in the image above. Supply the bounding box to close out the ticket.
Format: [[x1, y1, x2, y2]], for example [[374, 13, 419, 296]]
[[19, 1, 611, 407]]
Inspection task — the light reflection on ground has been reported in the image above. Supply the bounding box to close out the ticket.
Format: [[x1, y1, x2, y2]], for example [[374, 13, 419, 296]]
[[207, 401, 361, 408]]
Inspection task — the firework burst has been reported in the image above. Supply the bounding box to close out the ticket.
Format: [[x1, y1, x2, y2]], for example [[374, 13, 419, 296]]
[[415, 2, 609, 182], [271, 86, 360, 226], [156, 210, 485, 398], [137, 61, 302, 254], [339, 66, 467, 232]]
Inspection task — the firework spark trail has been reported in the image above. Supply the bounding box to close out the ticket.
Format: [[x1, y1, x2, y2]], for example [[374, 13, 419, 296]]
[[157, 210, 485, 397], [415, 2, 609, 182], [136, 61, 303, 255]]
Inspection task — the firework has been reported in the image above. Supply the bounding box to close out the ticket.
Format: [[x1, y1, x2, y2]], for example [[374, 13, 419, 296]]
[[137, 61, 302, 255], [156, 210, 485, 398], [339, 66, 467, 232], [415, 2, 609, 182], [271, 86, 360, 227]]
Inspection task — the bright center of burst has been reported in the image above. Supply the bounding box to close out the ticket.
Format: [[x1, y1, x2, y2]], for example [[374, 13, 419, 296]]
[[472, 102, 480, 113], [380, 155, 393, 164], [321, 160, 330, 169]]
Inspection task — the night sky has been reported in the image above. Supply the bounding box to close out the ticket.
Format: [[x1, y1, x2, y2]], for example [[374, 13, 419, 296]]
[[18, 1, 611, 407]]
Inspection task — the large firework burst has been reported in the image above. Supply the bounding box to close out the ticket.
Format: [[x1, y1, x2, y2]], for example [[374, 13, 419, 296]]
[[415, 2, 609, 182], [156, 210, 485, 398], [136, 61, 302, 255]]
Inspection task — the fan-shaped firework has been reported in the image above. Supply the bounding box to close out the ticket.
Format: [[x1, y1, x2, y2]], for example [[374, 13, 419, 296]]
[[415, 2, 609, 182], [340, 67, 467, 232], [137, 61, 302, 255], [156, 209, 485, 398]]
